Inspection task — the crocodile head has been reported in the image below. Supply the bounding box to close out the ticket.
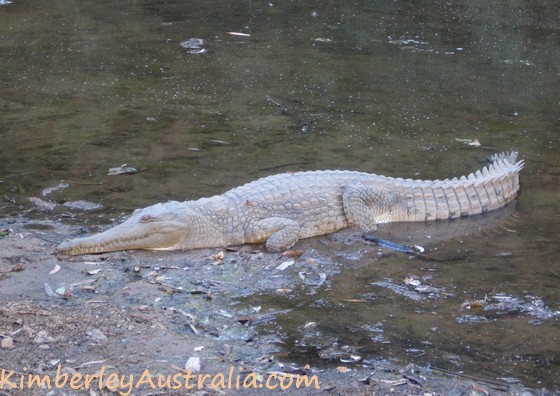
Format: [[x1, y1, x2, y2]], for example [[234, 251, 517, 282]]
[[57, 202, 190, 255]]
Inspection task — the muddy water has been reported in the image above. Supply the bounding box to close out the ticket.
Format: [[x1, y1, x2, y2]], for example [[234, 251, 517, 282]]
[[0, 0, 558, 390]]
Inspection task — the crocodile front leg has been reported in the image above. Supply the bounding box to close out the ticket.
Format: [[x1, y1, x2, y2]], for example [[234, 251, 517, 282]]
[[342, 185, 404, 230], [245, 217, 301, 252]]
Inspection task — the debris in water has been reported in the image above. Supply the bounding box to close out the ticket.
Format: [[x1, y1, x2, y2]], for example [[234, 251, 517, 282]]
[[180, 38, 207, 54], [404, 277, 421, 286], [227, 32, 251, 37], [108, 164, 138, 175], [42, 182, 69, 196], [275, 259, 295, 271], [483, 294, 560, 321], [454, 138, 482, 147], [266, 95, 285, 115], [28, 197, 57, 211], [372, 280, 423, 301], [373, 278, 445, 301], [63, 200, 103, 211], [180, 38, 204, 48], [460, 300, 486, 310], [208, 139, 231, 145], [414, 245, 425, 253], [455, 315, 489, 324]]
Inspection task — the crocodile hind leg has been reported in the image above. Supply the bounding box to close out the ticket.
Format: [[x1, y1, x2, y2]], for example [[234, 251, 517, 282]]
[[342, 185, 403, 231], [246, 217, 301, 252]]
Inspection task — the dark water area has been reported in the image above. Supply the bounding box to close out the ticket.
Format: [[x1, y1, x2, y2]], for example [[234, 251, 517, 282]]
[[0, 0, 558, 390]]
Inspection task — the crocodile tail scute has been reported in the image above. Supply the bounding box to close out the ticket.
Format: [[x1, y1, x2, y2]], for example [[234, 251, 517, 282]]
[[465, 151, 523, 214]]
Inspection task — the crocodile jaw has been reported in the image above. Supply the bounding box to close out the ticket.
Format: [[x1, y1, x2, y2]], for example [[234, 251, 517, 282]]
[[57, 207, 188, 256]]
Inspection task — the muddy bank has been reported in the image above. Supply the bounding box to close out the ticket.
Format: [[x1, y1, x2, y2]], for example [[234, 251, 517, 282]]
[[0, 216, 554, 395]]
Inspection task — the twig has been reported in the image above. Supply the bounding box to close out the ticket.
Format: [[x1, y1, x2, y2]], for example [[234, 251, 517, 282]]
[[61, 179, 104, 185], [431, 366, 509, 391], [266, 95, 285, 115]]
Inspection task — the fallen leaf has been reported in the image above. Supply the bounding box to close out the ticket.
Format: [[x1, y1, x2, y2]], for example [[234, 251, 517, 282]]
[[211, 251, 224, 262], [276, 259, 295, 271], [87, 268, 103, 275], [0, 228, 13, 238], [280, 250, 303, 258], [44, 283, 64, 299], [49, 264, 61, 275]]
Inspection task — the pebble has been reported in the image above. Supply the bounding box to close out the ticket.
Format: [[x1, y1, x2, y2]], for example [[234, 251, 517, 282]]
[[86, 328, 108, 342], [1, 336, 14, 349], [34, 330, 54, 343], [185, 356, 201, 372]]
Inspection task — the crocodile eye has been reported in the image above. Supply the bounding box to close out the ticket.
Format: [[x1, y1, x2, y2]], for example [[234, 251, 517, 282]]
[[140, 215, 156, 223]]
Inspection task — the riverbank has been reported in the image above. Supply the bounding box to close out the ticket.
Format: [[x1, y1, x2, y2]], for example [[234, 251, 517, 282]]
[[0, 216, 553, 395]]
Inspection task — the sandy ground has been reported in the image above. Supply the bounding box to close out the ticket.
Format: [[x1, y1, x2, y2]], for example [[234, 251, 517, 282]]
[[0, 216, 551, 396]]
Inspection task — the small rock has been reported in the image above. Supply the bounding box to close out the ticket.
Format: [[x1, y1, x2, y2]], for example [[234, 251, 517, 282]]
[[1, 336, 14, 349], [86, 328, 107, 342], [34, 330, 55, 344], [22, 325, 35, 338], [185, 356, 201, 372]]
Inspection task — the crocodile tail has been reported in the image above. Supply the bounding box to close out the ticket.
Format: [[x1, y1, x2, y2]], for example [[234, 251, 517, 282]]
[[483, 151, 524, 208], [448, 151, 524, 217], [404, 151, 524, 221]]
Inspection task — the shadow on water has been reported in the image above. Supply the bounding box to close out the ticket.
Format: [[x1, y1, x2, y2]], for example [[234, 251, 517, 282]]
[[0, 0, 558, 390]]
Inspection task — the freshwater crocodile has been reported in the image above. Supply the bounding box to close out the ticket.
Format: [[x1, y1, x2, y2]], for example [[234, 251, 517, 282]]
[[57, 152, 523, 255]]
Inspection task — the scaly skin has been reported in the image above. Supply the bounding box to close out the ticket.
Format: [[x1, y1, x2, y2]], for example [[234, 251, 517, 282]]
[[57, 152, 524, 255]]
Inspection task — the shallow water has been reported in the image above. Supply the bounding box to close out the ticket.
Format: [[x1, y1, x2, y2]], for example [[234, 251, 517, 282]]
[[0, 0, 558, 390]]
